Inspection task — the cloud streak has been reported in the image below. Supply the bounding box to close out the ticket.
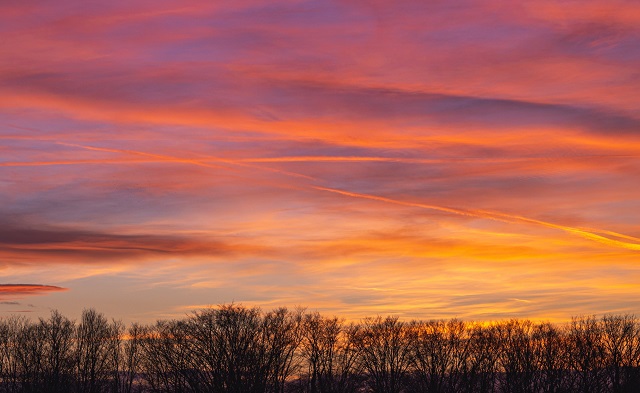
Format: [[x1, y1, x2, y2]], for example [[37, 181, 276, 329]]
[[312, 187, 640, 251], [0, 284, 68, 301], [54, 141, 640, 251], [0, 223, 273, 266]]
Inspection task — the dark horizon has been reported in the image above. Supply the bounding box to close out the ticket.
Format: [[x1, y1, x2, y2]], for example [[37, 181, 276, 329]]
[[2, 304, 640, 393]]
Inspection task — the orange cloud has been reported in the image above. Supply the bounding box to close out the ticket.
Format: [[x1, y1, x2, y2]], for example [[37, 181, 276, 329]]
[[0, 284, 68, 297], [0, 224, 274, 267]]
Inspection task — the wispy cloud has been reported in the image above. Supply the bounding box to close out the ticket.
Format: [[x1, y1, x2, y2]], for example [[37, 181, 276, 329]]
[[0, 284, 68, 299], [0, 223, 273, 266]]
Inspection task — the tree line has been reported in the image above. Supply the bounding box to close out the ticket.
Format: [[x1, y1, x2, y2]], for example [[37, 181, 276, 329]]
[[1, 305, 640, 393]]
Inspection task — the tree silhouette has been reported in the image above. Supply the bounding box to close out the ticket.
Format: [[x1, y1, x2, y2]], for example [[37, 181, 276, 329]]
[[2, 305, 640, 393]]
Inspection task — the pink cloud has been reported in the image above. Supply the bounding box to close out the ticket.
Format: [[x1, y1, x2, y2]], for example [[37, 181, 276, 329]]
[[0, 284, 68, 298]]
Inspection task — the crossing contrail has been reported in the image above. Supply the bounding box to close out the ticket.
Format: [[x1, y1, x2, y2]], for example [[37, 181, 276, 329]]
[[311, 186, 640, 251], [0, 159, 154, 167], [56, 142, 640, 251], [239, 155, 640, 164], [55, 142, 315, 180]]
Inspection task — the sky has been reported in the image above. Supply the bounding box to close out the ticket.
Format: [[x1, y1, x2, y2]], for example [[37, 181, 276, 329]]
[[1, 0, 640, 324]]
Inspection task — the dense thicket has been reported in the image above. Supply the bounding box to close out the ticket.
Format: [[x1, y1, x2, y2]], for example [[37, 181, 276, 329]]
[[1, 305, 640, 392]]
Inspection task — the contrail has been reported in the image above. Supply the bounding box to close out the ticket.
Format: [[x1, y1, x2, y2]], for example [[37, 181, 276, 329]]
[[579, 228, 640, 243], [312, 186, 640, 251], [6, 154, 635, 170], [0, 159, 154, 167], [55, 142, 315, 180], [56, 142, 230, 170], [58, 142, 640, 251], [240, 155, 640, 164]]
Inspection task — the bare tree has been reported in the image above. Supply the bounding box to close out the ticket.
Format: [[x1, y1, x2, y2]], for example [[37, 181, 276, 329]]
[[497, 319, 536, 393], [600, 315, 640, 393], [260, 307, 304, 393], [117, 323, 144, 393], [301, 313, 360, 393], [138, 320, 193, 393], [531, 322, 570, 393], [0, 316, 29, 393], [39, 310, 75, 393], [567, 316, 607, 393], [464, 323, 501, 393], [350, 316, 413, 393], [410, 319, 463, 393], [74, 309, 119, 393]]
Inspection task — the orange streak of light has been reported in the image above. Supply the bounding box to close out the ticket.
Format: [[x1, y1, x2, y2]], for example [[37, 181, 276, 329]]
[[312, 186, 640, 251], [0, 159, 154, 167], [55, 142, 316, 180], [58, 142, 640, 251], [241, 154, 640, 164]]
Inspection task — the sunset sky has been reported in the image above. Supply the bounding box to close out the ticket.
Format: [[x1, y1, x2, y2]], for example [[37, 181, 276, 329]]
[[1, 0, 640, 324]]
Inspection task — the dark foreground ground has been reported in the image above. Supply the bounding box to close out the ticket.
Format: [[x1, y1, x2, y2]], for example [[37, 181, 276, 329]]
[[1, 305, 639, 393]]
